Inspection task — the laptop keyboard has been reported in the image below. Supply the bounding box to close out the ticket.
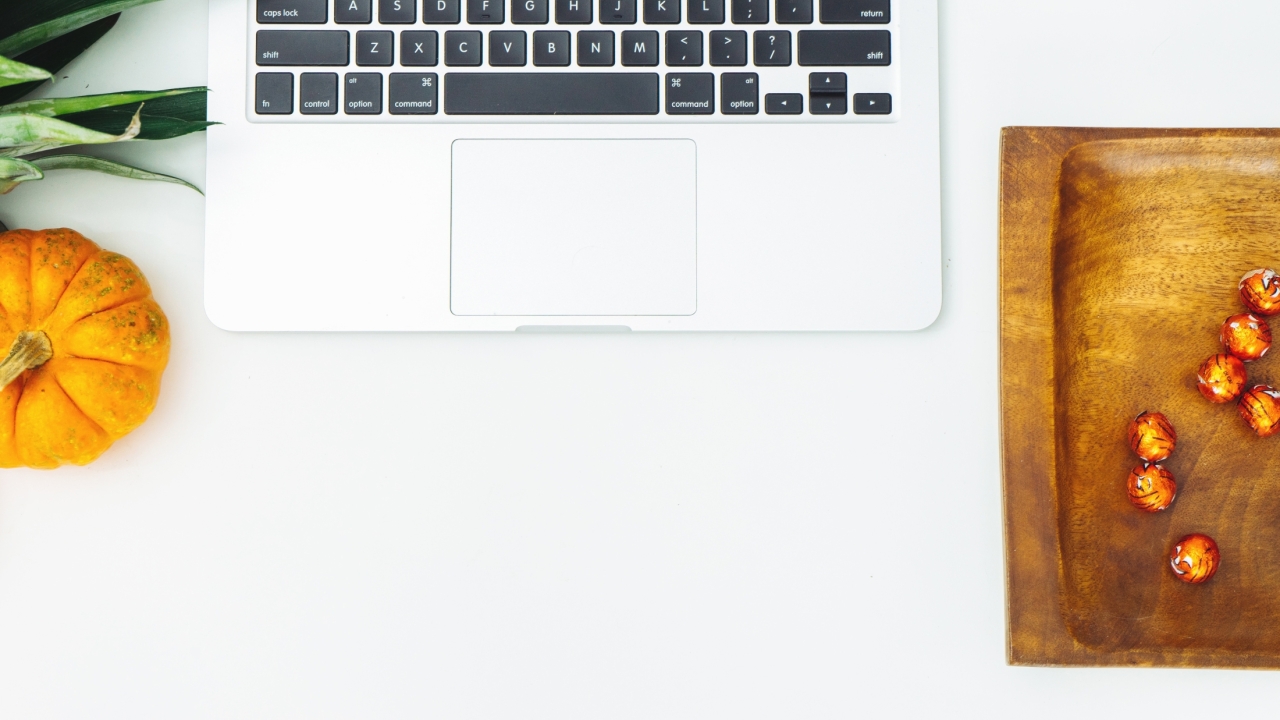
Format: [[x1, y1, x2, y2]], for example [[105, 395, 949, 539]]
[[249, 0, 897, 121]]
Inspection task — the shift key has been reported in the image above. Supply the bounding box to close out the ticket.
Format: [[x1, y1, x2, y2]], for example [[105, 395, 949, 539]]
[[256, 30, 350, 66]]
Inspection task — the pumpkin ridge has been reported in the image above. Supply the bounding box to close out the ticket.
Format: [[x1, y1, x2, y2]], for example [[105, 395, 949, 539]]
[[32, 241, 96, 328], [49, 370, 108, 440]]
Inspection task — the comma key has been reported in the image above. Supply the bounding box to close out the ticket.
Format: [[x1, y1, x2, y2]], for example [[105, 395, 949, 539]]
[[389, 73, 439, 114]]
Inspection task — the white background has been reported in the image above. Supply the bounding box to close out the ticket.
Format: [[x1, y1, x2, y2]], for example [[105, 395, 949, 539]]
[[2, 1, 1280, 717]]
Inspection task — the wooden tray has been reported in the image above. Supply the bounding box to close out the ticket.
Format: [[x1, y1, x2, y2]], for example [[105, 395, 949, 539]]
[[1001, 127, 1280, 668]]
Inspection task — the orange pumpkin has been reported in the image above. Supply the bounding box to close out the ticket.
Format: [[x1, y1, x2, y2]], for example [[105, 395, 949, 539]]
[[0, 229, 169, 468]]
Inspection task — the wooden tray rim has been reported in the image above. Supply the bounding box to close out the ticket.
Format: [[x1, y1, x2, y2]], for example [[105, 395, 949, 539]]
[[1000, 126, 1280, 669]]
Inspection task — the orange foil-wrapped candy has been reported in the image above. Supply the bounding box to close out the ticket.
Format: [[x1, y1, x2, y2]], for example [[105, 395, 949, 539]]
[[1127, 411, 1176, 462], [1221, 313, 1272, 361], [1170, 534, 1220, 584], [1238, 385, 1280, 438], [1127, 464, 1177, 513], [1240, 268, 1280, 316], [1197, 353, 1247, 404]]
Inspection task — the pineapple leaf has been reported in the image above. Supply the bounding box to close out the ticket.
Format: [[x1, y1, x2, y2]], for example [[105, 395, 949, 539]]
[[0, 56, 53, 89], [0, 157, 44, 194], [0, 0, 162, 58], [0, 106, 141, 157], [32, 153, 201, 194], [0, 14, 119, 106], [48, 88, 211, 140], [0, 86, 204, 117]]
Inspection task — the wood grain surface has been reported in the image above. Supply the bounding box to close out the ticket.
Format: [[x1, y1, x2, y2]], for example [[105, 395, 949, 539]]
[[1001, 127, 1280, 668]]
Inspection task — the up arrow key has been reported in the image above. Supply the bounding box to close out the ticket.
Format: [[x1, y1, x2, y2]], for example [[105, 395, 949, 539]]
[[807, 71, 847, 94]]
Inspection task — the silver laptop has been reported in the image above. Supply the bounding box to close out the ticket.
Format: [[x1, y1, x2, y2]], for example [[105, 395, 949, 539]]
[[205, 0, 940, 330]]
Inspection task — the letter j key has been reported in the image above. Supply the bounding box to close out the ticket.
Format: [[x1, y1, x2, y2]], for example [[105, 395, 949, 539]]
[[600, 0, 637, 24]]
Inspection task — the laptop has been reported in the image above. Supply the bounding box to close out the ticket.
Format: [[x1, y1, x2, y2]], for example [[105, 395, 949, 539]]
[[205, 0, 940, 330]]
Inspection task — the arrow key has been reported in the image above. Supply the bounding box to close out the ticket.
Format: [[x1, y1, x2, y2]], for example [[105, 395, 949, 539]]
[[808, 92, 846, 114], [808, 71, 846, 94], [853, 92, 891, 114], [764, 92, 802, 114]]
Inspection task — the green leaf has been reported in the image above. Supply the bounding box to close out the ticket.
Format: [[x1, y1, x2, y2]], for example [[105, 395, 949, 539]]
[[1, 87, 205, 117], [32, 153, 201, 194], [59, 89, 212, 140], [0, 0, 162, 58], [0, 56, 53, 89], [0, 1, 113, 41], [0, 15, 119, 107], [0, 107, 141, 157], [0, 157, 43, 194]]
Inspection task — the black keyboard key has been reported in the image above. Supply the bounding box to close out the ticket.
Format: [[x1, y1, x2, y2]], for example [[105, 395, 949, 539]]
[[533, 30, 571, 65], [344, 72, 382, 113], [378, 0, 415, 22], [355, 30, 394, 65], [445, 30, 483, 65], [853, 92, 890, 114], [775, 0, 811, 23], [664, 72, 712, 114], [720, 72, 757, 114], [490, 30, 527, 65], [300, 72, 338, 113], [389, 72, 439, 113], [665, 30, 702, 65], [577, 31, 615, 66], [687, 0, 723, 23], [254, 72, 294, 114], [513, 0, 550, 22], [809, 92, 845, 114], [819, 0, 887, 23], [600, 0, 636, 23], [444, 72, 659, 113], [752, 30, 789, 65], [258, 0, 327, 23], [797, 29, 889, 65], [334, 0, 372, 23], [401, 31, 439, 65], [620, 30, 658, 65], [256, 30, 350, 66], [424, 0, 461, 22], [643, 0, 680, 23], [731, 0, 766, 23], [556, 0, 592, 23], [808, 71, 844, 93], [469, 0, 505, 22], [708, 30, 746, 66], [764, 92, 801, 113]]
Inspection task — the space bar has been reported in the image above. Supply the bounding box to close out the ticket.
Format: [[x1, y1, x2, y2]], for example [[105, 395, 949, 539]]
[[444, 73, 660, 115]]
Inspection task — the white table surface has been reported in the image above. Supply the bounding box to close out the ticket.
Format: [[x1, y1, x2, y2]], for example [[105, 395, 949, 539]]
[[3, 1, 1280, 717]]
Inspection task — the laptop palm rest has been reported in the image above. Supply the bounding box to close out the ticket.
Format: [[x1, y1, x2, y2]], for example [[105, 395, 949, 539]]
[[450, 139, 697, 317]]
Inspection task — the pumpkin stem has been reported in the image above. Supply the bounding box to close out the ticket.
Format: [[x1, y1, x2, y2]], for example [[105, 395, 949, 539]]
[[0, 331, 52, 390]]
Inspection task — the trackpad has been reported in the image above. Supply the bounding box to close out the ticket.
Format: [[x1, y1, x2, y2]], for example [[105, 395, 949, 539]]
[[450, 139, 697, 316]]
